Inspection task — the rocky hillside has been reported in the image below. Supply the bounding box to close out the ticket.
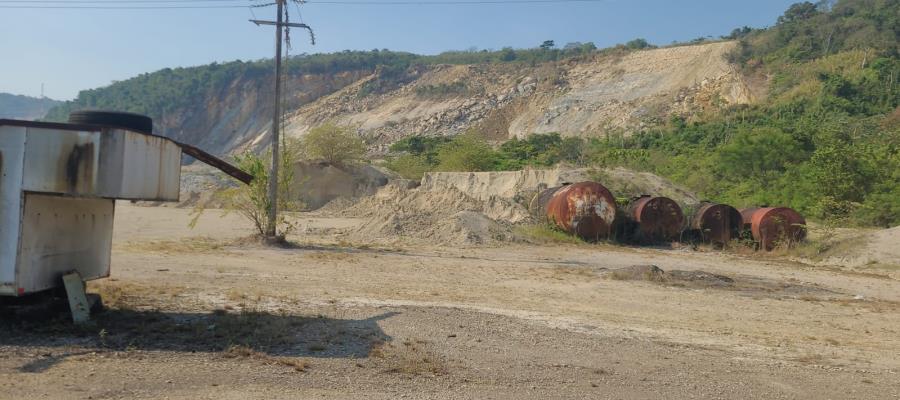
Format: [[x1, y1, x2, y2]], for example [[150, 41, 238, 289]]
[[46, 41, 752, 157], [279, 41, 751, 152], [0, 93, 61, 120]]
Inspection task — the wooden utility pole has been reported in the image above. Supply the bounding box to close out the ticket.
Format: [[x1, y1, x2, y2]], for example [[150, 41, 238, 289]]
[[251, 1, 314, 238]]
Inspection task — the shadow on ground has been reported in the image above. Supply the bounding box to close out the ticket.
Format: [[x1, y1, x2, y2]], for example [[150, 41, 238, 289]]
[[0, 301, 397, 373]]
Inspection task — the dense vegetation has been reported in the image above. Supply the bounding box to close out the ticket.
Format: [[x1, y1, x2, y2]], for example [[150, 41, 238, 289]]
[[388, 0, 900, 227]]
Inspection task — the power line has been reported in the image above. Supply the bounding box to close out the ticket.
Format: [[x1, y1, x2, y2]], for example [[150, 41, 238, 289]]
[[0, 0, 608, 4], [305, 0, 608, 4], [0, 4, 252, 8], [0, 0, 609, 11], [0, 0, 251, 2]]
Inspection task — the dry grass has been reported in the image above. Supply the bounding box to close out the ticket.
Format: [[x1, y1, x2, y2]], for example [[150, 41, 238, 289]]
[[120, 236, 226, 254], [370, 338, 448, 376], [513, 224, 584, 245], [550, 266, 596, 280], [790, 353, 827, 365], [224, 345, 310, 372], [305, 251, 361, 263], [89, 281, 189, 308]]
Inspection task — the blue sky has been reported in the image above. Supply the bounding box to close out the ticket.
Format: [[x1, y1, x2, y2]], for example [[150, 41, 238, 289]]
[[0, 0, 797, 100]]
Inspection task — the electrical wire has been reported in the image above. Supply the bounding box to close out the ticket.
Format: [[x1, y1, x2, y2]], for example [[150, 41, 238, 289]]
[[0, 0, 249, 2], [0, 0, 608, 4], [306, 0, 607, 4], [0, 4, 253, 8]]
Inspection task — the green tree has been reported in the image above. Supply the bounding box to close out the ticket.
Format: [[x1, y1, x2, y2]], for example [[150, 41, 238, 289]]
[[717, 128, 805, 179], [435, 132, 499, 171], [625, 38, 651, 50], [778, 2, 819, 24], [301, 122, 366, 165]]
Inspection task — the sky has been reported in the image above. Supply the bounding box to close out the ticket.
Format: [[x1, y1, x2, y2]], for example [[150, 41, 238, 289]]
[[0, 0, 798, 100]]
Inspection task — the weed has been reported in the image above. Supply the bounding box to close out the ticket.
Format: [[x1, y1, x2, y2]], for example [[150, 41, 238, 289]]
[[224, 345, 309, 372], [513, 224, 584, 245], [372, 338, 448, 376], [122, 237, 226, 254]]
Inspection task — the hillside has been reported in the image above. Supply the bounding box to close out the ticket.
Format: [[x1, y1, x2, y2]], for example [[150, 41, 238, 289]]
[[43, 0, 899, 226], [45, 42, 751, 156], [0, 93, 60, 120], [275, 42, 751, 151]]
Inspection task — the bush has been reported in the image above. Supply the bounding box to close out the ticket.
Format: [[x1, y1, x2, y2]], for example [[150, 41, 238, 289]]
[[434, 132, 499, 172], [204, 139, 303, 237], [301, 122, 366, 165], [385, 154, 432, 180], [625, 38, 652, 50]]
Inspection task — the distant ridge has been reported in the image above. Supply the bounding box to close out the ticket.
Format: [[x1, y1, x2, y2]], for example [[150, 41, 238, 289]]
[[0, 93, 62, 120]]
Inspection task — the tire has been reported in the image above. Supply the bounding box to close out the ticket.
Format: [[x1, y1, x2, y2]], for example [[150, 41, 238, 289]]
[[68, 110, 153, 134]]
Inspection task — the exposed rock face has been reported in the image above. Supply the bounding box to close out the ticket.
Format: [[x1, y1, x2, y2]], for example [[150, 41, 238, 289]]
[[157, 70, 371, 157], [123, 41, 752, 159], [277, 41, 751, 153]]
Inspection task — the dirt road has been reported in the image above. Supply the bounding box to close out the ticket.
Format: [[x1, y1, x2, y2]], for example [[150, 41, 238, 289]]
[[1, 204, 898, 399]]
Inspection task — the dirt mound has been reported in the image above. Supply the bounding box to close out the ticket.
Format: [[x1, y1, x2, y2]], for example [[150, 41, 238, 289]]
[[338, 180, 527, 245], [291, 161, 393, 210], [602, 265, 843, 299], [422, 167, 698, 206], [597, 167, 699, 205], [819, 225, 900, 270]]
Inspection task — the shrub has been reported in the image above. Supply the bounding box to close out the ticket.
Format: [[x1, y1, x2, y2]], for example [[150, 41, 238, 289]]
[[434, 132, 499, 172], [204, 139, 303, 237], [301, 122, 366, 165], [385, 154, 432, 180]]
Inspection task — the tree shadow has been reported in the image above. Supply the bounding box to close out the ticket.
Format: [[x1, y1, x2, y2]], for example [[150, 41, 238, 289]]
[[0, 305, 398, 373]]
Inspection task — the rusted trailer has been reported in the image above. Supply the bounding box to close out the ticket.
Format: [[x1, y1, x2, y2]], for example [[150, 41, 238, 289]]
[[0, 112, 249, 305], [530, 182, 617, 240], [685, 202, 743, 246], [623, 195, 684, 243], [739, 207, 806, 251]]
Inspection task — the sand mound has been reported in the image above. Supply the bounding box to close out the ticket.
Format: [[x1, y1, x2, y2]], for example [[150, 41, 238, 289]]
[[339, 180, 528, 245], [422, 167, 698, 206], [821, 226, 900, 268]]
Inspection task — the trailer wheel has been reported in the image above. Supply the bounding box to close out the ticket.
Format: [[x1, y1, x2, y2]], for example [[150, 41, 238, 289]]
[[68, 110, 153, 134]]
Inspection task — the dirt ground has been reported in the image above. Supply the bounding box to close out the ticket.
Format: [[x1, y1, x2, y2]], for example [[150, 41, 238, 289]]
[[1, 203, 899, 399]]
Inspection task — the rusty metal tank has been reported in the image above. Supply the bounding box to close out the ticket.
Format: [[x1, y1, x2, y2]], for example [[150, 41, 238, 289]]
[[531, 182, 617, 240], [625, 195, 684, 242], [688, 202, 743, 245], [739, 207, 807, 251]]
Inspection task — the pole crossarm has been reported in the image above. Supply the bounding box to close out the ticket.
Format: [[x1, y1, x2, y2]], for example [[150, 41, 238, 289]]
[[249, 19, 311, 28]]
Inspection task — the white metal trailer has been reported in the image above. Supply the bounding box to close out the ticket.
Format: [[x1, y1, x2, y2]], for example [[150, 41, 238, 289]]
[[0, 113, 251, 305], [0, 118, 183, 296]]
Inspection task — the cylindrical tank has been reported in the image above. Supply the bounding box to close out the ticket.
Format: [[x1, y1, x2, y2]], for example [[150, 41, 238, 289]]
[[739, 207, 806, 251], [532, 182, 617, 240], [626, 195, 684, 242], [529, 185, 562, 218], [688, 202, 743, 245]]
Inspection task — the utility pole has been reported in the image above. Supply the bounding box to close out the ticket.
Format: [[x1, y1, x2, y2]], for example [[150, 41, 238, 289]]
[[251, 1, 314, 238], [40, 83, 45, 119]]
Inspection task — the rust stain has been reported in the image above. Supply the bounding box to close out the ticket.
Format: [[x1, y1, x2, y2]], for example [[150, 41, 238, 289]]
[[63, 142, 95, 193], [689, 202, 742, 245], [627, 196, 684, 243], [740, 207, 807, 251], [540, 182, 617, 240]]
